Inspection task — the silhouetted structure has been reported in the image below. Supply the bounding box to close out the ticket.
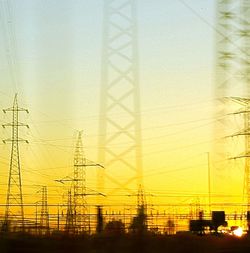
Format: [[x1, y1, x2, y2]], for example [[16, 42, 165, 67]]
[[104, 220, 125, 236], [129, 185, 147, 234], [96, 206, 104, 234], [40, 186, 49, 235], [65, 190, 74, 234], [2, 94, 29, 232], [73, 131, 87, 233]]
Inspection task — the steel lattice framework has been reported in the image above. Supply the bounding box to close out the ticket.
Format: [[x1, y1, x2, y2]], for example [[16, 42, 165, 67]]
[[40, 186, 49, 234], [98, 0, 142, 196], [241, 0, 250, 213], [65, 190, 74, 233], [0, 0, 19, 91], [241, 0, 250, 95], [2, 94, 29, 231], [73, 131, 87, 233], [214, 0, 241, 167], [214, 0, 250, 223]]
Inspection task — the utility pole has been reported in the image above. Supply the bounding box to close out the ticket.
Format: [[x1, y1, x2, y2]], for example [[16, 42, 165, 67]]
[[2, 94, 29, 231], [207, 152, 211, 214]]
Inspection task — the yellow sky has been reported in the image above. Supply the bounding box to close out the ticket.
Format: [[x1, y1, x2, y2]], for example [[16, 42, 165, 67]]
[[0, 0, 247, 224]]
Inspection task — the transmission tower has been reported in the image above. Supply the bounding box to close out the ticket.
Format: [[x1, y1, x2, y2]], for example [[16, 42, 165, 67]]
[[228, 98, 250, 227], [137, 184, 145, 210], [2, 94, 29, 231], [215, 0, 250, 228], [56, 131, 103, 234], [65, 190, 74, 234], [40, 186, 49, 234], [241, 1, 250, 97], [98, 0, 143, 196], [130, 184, 147, 233], [213, 0, 250, 202], [214, 0, 241, 170], [0, 0, 19, 91], [73, 131, 87, 233]]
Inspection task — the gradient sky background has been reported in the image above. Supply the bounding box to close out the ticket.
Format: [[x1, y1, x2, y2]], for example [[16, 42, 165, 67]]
[[0, 0, 244, 213]]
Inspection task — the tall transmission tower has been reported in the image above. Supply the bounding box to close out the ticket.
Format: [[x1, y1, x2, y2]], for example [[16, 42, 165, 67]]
[[214, 0, 240, 167], [137, 184, 145, 211], [228, 97, 250, 228], [73, 131, 87, 233], [130, 184, 147, 233], [40, 186, 49, 234], [0, 0, 19, 91], [2, 94, 29, 231], [98, 0, 143, 196], [214, 0, 250, 228], [56, 131, 103, 234], [242, 1, 250, 227], [213, 0, 249, 201], [241, 1, 250, 98], [65, 190, 74, 234]]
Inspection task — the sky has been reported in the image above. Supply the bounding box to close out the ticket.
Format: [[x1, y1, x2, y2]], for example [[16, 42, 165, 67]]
[[0, 0, 245, 219]]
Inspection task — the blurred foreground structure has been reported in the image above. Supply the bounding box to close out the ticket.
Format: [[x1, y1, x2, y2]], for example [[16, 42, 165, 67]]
[[213, 0, 250, 229], [98, 0, 143, 199]]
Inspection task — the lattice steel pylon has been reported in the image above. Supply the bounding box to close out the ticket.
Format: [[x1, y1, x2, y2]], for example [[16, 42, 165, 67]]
[[228, 97, 250, 228], [40, 186, 49, 234], [98, 0, 143, 197], [73, 131, 87, 233], [65, 190, 74, 233], [2, 94, 29, 231], [0, 0, 18, 90], [214, 0, 240, 165], [213, 0, 247, 204], [241, 0, 250, 213], [214, 0, 250, 226], [241, 1, 250, 98]]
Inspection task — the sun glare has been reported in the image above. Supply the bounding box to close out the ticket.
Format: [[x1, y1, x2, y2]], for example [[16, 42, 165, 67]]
[[232, 227, 243, 237]]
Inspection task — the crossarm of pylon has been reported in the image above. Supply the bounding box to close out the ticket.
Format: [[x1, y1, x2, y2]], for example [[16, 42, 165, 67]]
[[3, 138, 28, 143], [3, 107, 29, 113], [3, 123, 29, 128], [229, 154, 250, 160], [227, 130, 250, 138]]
